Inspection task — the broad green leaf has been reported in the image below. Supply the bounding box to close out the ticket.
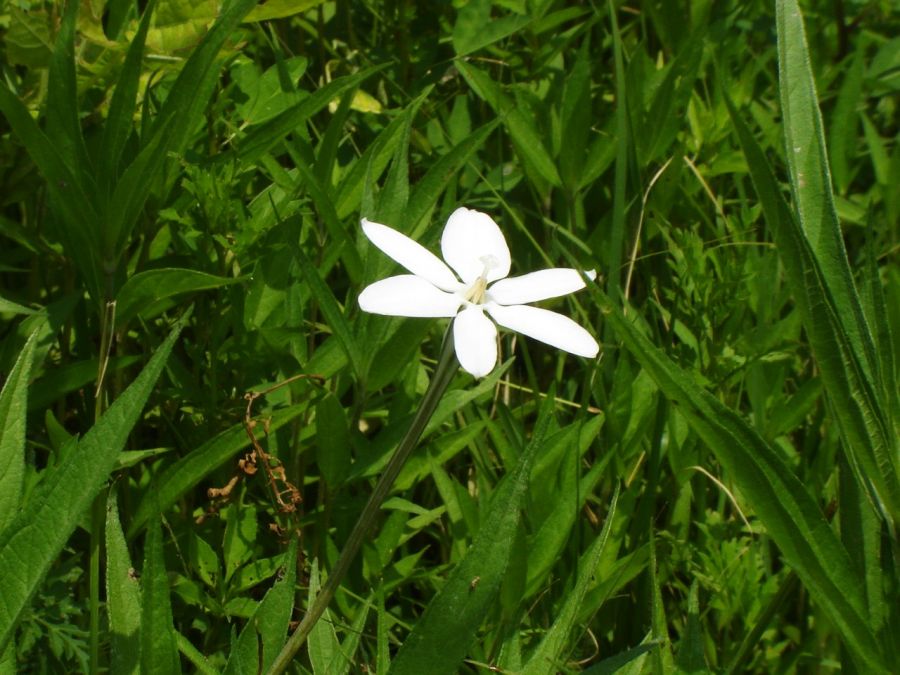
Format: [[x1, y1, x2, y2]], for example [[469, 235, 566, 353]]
[[45, 0, 91, 182], [456, 61, 561, 188], [387, 393, 556, 675], [223, 538, 298, 675], [0, 318, 184, 652], [328, 596, 370, 675], [828, 49, 864, 194], [334, 111, 407, 219], [128, 403, 309, 537], [4, 8, 52, 68], [141, 515, 181, 675], [232, 56, 309, 125], [559, 36, 592, 192], [0, 331, 37, 530], [593, 288, 888, 672], [674, 581, 706, 673], [521, 486, 618, 675], [223, 503, 258, 583], [116, 268, 244, 328], [106, 488, 142, 675]]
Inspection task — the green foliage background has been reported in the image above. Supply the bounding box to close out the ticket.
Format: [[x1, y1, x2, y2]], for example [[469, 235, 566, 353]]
[[0, 0, 898, 672]]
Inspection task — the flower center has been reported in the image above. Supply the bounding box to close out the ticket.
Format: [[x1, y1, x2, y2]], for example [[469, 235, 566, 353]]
[[461, 256, 499, 304]]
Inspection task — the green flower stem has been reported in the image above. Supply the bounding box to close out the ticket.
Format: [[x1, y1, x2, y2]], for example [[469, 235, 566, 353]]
[[267, 327, 459, 675]]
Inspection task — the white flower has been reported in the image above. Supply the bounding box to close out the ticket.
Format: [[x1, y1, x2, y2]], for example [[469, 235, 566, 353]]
[[358, 207, 600, 377]]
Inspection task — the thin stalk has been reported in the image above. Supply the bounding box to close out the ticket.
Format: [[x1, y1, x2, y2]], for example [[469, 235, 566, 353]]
[[267, 328, 459, 674]]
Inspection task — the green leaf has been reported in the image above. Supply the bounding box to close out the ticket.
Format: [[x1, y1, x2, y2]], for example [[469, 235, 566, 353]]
[[106, 488, 142, 675], [0, 331, 37, 530], [593, 288, 888, 672], [100, 0, 157, 185], [289, 228, 363, 378], [316, 393, 351, 487], [152, 0, 259, 156], [128, 403, 309, 537], [387, 392, 557, 675], [45, 0, 91, 181], [674, 581, 706, 673], [237, 66, 387, 164], [405, 119, 500, 235], [307, 561, 341, 675], [141, 514, 181, 675], [726, 96, 900, 528], [116, 268, 244, 328], [456, 61, 561, 189], [776, 0, 879, 386], [521, 486, 619, 675], [223, 538, 298, 675], [0, 317, 184, 652], [0, 297, 36, 315], [243, 0, 326, 22], [452, 0, 532, 56], [0, 85, 103, 299]]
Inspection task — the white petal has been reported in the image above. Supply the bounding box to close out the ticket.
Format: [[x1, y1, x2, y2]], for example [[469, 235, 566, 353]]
[[362, 218, 462, 292], [441, 207, 511, 284], [359, 275, 461, 317], [453, 305, 498, 377], [487, 268, 596, 305], [486, 302, 599, 358]]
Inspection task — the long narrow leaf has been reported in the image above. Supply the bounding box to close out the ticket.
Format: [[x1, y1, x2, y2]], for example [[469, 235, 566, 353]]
[[456, 61, 561, 189], [521, 486, 619, 675], [106, 488, 142, 675], [223, 538, 298, 675], [726, 98, 900, 527], [127, 403, 309, 537], [0, 332, 37, 530], [238, 66, 387, 165], [776, 0, 880, 385], [388, 393, 557, 675], [0, 317, 184, 651], [100, 0, 157, 183], [593, 289, 887, 672], [141, 514, 181, 675]]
